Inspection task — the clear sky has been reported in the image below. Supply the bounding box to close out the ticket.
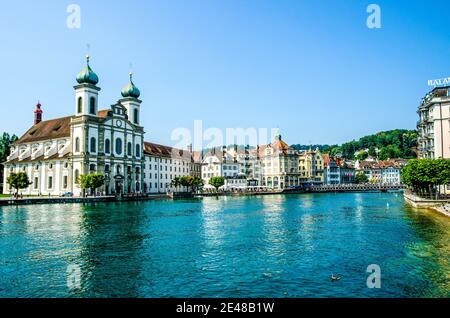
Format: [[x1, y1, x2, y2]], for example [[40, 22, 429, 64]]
[[0, 0, 449, 149]]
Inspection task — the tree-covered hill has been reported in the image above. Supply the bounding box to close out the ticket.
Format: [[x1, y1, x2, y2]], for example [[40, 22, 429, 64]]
[[291, 129, 418, 160]]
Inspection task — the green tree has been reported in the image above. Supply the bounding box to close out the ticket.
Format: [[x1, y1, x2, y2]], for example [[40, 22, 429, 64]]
[[6, 172, 32, 195], [209, 176, 225, 192], [171, 176, 182, 191], [401, 159, 450, 198], [355, 173, 369, 184], [77, 173, 105, 196], [0, 132, 18, 163], [179, 176, 192, 191], [191, 177, 204, 193], [355, 151, 368, 161]]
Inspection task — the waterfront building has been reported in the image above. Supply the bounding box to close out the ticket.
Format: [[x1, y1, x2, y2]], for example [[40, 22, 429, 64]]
[[323, 154, 340, 185], [355, 159, 405, 184], [417, 85, 450, 159], [260, 133, 302, 189], [2, 57, 198, 196], [299, 148, 324, 185], [201, 147, 240, 188], [339, 161, 356, 184], [143, 142, 197, 193]]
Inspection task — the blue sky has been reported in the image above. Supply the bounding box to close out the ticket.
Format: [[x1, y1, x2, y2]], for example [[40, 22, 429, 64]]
[[0, 0, 449, 148]]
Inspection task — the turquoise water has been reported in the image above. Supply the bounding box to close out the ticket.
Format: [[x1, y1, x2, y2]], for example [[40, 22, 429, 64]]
[[0, 193, 449, 298]]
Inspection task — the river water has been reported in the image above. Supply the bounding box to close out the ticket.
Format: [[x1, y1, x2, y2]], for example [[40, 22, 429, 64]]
[[0, 192, 449, 297]]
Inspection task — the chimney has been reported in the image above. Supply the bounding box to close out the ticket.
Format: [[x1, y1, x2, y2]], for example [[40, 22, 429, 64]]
[[34, 102, 43, 125]]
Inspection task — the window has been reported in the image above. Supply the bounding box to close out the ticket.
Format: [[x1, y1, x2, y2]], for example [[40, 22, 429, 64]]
[[34, 177, 39, 190], [89, 97, 96, 115], [116, 138, 123, 155], [133, 109, 139, 124], [48, 176, 53, 189], [75, 169, 79, 181], [77, 97, 82, 113], [105, 139, 110, 154], [105, 165, 110, 173], [89, 164, 96, 172], [90, 137, 96, 153], [63, 176, 68, 189], [127, 142, 132, 156], [75, 137, 80, 153], [136, 144, 140, 158]]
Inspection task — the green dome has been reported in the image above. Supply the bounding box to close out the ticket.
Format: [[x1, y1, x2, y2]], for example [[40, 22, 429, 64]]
[[76, 55, 99, 85], [121, 73, 140, 98]]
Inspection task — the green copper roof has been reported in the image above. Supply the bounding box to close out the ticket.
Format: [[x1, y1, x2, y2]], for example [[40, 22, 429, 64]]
[[76, 55, 99, 85], [121, 73, 140, 98]]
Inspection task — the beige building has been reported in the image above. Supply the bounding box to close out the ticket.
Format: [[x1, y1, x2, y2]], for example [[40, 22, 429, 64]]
[[299, 148, 324, 184], [417, 85, 450, 159], [260, 133, 302, 189]]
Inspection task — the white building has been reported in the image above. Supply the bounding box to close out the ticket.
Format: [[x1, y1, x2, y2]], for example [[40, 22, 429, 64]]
[[417, 85, 450, 159], [2, 57, 198, 196]]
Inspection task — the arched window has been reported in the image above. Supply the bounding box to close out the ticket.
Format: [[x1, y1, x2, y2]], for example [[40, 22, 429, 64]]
[[89, 97, 96, 115], [127, 142, 132, 156], [136, 144, 141, 158], [105, 139, 110, 154], [116, 138, 123, 155], [90, 137, 96, 153], [75, 137, 80, 153], [77, 97, 83, 114], [133, 108, 139, 124]]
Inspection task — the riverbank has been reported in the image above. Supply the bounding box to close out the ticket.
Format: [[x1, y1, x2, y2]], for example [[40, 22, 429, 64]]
[[403, 192, 450, 218], [0, 194, 168, 206]]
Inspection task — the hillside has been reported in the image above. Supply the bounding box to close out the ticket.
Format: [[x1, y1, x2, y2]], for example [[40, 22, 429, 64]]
[[291, 129, 418, 160]]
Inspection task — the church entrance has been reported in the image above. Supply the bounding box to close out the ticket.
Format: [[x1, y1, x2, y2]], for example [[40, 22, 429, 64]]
[[114, 175, 124, 195]]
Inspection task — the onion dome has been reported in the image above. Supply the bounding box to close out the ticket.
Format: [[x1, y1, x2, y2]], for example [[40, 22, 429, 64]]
[[121, 73, 141, 98], [76, 55, 99, 85]]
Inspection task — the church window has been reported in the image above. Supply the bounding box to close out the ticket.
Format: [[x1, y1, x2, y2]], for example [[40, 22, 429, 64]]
[[90, 137, 97, 153], [77, 97, 82, 114], [127, 142, 132, 156], [105, 139, 111, 154], [136, 144, 141, 158], [89, 97, 96, 115], [75, 137, 80, 153], [116, 138, 123, 155], [133, 109, 139, 124]]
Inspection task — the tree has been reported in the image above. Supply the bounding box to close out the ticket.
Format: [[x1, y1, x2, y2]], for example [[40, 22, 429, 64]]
[[6, 172, 32, 195], [171, 176, 181, 191], [209, 176, 225, 192], [0, 132, 18, 163], [355, 151, 368, 161], [401, 159, 450, 198], [191, 177, 204, 193], [355, 173, 369, 184], [179, 176, 192, 192], [76, 173, 105, 196]]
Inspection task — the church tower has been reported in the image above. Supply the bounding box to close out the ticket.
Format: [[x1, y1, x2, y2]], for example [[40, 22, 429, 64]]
[[120, 73, 141, 125], [74, 55, 101, 116]]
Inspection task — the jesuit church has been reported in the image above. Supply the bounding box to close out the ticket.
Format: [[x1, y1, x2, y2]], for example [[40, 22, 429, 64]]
[[2, 57, 200, 196]]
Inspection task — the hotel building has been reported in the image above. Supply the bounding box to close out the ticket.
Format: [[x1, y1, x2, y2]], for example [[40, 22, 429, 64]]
[[417, 85, 450, 159]]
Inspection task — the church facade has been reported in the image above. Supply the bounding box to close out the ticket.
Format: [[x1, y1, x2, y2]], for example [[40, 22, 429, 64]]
[[2, 57, 199, 196]]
